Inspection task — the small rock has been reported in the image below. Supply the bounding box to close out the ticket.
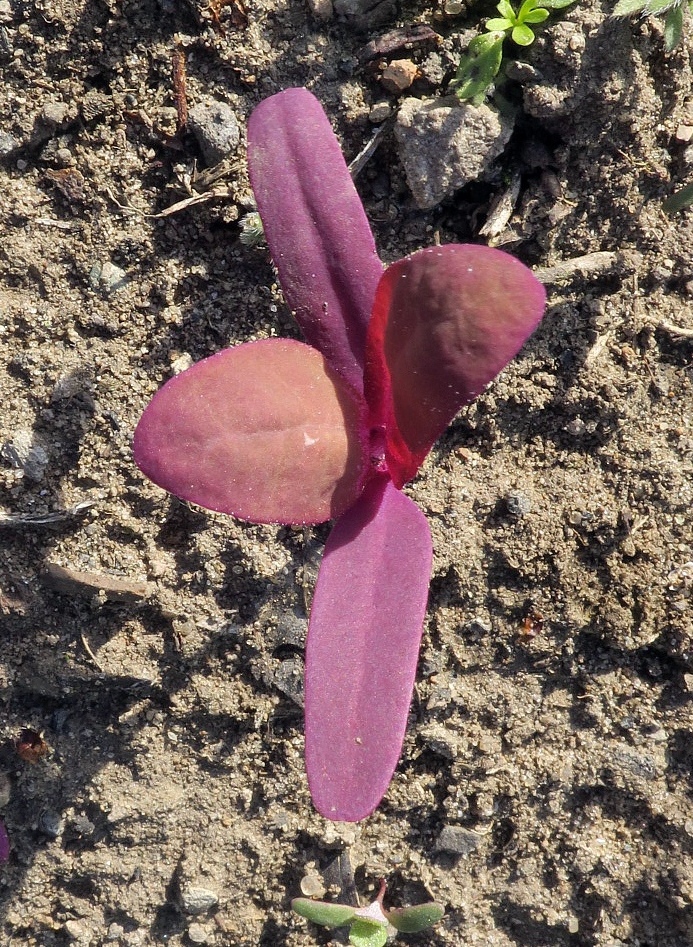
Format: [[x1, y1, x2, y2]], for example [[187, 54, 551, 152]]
[[306, 0, 334, 18], [435, 825, 482, 856], [37, 809, 64, 839], [63, 920, 88, 943], [41, 100, 70, 127], [381, 59, 418, 94], [395, 96, 513, 209], [89, 260, 129, 296], [369, 101, 392, 123], [179, 885, 219, 916], [300, 870, 326, 898], [171, 352, 194, 375], [0, 130, 18, 156], [106, 923, 125, 941], [187, 923, 210, 944], [505, 491, 532, 517], [1, 429, 49, 481], [188, 100, 240, 166], [0, 773, 11, 808], [273, 607, 308, 649]]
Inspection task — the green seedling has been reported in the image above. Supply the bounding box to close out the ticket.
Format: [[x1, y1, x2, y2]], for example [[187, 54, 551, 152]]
[[663, 180, 693, 213], [451, 0, 578, 103], [292, 881, 444, 947], [613, 0, 692, 51]]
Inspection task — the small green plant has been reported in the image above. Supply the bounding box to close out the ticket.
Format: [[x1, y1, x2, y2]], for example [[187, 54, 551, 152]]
[[292, 881, 444, 947], [451, 0, 577, 103], [613, 0, 692, 51]]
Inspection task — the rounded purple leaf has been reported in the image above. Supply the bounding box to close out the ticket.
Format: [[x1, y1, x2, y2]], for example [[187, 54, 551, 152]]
[[134, 339, 370, 525], [365, 244, 546, 486]]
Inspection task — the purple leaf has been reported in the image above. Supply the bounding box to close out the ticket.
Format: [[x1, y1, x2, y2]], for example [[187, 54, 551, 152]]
[[364, 245, 546, 487], [247, 88, 383, 395], [134, 339, 370, 525], [304, 476, 433, 821], [0, 820, 8, 863]]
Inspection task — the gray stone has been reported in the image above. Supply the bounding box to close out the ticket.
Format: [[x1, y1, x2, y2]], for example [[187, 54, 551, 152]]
[[188, 100, 240, 166], [505, 490, 532, 517], [187, 923, 210, 944], [435, 825, 482, 855], [38, 809, 64, 839], [179, 885, 219, 915], [395, 96, 513, 209], [0, 130, 18, 156], [89, 260, 129, 296], [1, 429, 49, 481]]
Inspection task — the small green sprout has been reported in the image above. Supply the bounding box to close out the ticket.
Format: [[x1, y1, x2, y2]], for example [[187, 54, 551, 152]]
[[663, 180, 693, 213], [451, 0, 578, 103], [292, 881, 444, 947], [239, 210, 265, 248], [613, 0, 692, 51]]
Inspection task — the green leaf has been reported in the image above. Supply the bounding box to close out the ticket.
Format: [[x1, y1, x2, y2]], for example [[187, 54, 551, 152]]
[[512, 22, 536, 41], [518, 0, 541, 17], [387, 902, 446, 933], [663, 180, 693, 214], [664, 4, 684, 48], [613, 0, 648, 12], [522, 7, 550, 21], [496, 0, 518, 19], [292, 898, 357, 928], [541, 0, 578, 7], [645, 0, 679, 12], [348, 918, 389, 947], [450, 32, 504, 102], [486, 16, 514, 28]]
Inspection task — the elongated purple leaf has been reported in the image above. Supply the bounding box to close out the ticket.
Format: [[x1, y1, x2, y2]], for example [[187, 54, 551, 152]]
[[364, 244, 546, 487], [305, 476, 433, 821], [134, 339, 370, 525], [247, 89, 383, 395]]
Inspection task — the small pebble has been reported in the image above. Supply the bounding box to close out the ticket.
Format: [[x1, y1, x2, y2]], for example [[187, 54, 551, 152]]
[[435, 825, 482, 856], [37, 809, 64, 839], [41, 100, 70, 126], [1, 430, 49, 482], [171, 352, 194, 375], [188, 100, 240, 166], [505, 490, 531, 517], [63, 920, 87, 942], [187, 923, 210, 944], [0, 130, 18, 156], [381, 59, 418, 94], [300, 870, 326, 898], [0, 773, 10, 808], [306, 0, 334, 18], [179, 885, 219, 915], [89, 260, 129, 296], [369, 101, 392, 124]]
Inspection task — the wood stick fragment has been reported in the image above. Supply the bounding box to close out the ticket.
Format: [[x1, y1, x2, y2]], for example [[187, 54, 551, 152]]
[[534, 250, 641, 285], [171, 48, 188, 135], [43, 562, 151, 603]]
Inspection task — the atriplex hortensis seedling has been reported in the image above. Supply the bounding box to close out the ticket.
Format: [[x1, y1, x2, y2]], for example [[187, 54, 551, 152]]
[[134, 89, 546, 822]]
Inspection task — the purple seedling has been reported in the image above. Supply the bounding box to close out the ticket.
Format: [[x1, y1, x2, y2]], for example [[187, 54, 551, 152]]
[[134, 88, 546, 822]]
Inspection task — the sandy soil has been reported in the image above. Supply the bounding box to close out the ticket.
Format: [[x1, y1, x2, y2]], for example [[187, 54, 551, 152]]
[[1, 0, 693, 945]]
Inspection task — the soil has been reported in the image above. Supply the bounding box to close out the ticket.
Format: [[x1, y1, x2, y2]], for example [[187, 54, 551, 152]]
[[1, 0, 693, 945]]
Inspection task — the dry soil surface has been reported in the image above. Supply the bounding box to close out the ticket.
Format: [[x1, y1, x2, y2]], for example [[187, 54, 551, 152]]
[[1, 0, 693, 945]]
